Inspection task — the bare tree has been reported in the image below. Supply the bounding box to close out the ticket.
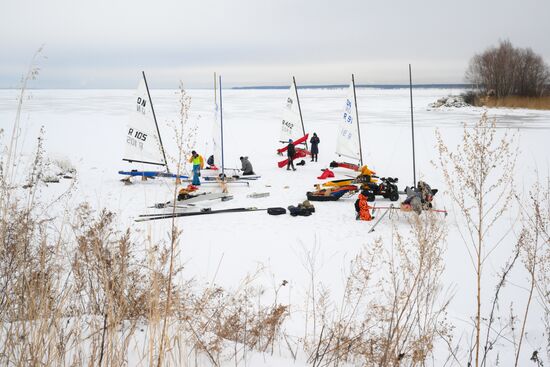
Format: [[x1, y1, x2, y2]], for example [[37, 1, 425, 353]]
[[465, 40, 550, 97]]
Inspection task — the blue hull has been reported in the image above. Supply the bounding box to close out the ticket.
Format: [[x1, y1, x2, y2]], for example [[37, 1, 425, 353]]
[[118, 170, 188, 179]]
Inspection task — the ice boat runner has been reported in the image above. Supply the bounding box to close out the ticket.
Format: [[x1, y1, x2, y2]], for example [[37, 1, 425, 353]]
[[118, 71, 187, 181], [277, 77, 310, 167]]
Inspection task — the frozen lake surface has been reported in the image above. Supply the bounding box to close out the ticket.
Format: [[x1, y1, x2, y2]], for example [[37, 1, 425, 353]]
[[1, 86, 549, 365]]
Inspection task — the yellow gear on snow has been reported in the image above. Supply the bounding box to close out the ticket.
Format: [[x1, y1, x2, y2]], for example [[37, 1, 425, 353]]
[[358, 165, 378, 183]]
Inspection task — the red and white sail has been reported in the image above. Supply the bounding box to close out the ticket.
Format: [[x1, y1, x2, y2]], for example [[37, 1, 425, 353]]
[[280, 80, 304, 143]]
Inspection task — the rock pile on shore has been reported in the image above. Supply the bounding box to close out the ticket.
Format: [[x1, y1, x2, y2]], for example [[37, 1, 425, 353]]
[[428, 95, 470, 108]]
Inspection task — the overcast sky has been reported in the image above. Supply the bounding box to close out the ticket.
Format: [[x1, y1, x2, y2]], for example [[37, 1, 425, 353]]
[[1, 0, 549, 88]]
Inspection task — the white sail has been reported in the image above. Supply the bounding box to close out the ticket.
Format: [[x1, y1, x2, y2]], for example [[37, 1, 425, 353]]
[[123, 78, 166, 167], [280, 81, 304, 143], [211, 91, 223, 170], [335, 82, 362, 162]]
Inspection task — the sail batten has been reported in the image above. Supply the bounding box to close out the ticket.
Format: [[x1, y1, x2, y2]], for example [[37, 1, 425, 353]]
[[122, 76, 167, 168]]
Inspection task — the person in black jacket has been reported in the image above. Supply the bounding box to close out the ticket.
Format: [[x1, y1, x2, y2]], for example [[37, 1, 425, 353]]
[[310, 133, 320, 162], [286, 139, 296, 171]]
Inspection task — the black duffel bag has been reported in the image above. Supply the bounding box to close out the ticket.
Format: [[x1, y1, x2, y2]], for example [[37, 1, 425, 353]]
[[267, 207, 287, 215]]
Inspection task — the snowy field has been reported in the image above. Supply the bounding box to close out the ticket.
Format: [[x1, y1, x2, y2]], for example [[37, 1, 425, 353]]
[[1, 86, 549, 365]]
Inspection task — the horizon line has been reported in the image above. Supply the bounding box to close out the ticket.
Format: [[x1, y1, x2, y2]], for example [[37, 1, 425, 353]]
[[0, 83, 474, 91]]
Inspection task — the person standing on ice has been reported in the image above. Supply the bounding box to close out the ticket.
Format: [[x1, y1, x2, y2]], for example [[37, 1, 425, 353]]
[[239, 156, 255, 175], [188, 150, 204, 185], [286, 139, 297, 171], [309, 133, 320, 162], [355, 189, 373, 221]]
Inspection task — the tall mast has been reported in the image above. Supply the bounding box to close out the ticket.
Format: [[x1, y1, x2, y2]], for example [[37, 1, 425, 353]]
[[142, 71, 169, 173], [352, 74, 364, 167], [409, 64, 417, 187], [293, 76, 308, 150], [218, 75, 225, 176]]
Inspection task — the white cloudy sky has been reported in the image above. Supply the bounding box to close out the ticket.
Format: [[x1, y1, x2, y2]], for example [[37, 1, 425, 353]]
[[1, 0, 549, 88]]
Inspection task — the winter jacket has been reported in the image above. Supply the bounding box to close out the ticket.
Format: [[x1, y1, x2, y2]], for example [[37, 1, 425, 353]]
[[356, 192, 372, 221], [240, 156, 255, 175], [287, 143, 296, 158], [189, 154, 204, 168], [310, 135, 320, 154], [403, 186, 423, 214]]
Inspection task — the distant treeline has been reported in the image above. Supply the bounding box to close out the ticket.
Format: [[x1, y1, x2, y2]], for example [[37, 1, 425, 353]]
[[233, 83, 475, 90]]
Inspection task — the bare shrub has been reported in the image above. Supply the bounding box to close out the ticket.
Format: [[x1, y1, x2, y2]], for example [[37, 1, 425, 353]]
[[305, 214, 451, 366], [436, 112, 518, 367], [461, 90, 479, 105], [516, 178, 550, 365]]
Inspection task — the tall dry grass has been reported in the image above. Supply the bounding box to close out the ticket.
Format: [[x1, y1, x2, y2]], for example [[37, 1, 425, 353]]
[[515, 178, 550, 365], [302, 214, 452, 367], [0, 59, 289, 366], [478, 95, 550, 110]]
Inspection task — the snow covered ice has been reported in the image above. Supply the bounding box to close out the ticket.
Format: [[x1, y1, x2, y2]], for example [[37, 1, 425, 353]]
[[1, 86, 549, 366]]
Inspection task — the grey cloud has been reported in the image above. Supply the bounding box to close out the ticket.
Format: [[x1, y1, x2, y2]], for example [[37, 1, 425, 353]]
[[1, 0, 549, 88]]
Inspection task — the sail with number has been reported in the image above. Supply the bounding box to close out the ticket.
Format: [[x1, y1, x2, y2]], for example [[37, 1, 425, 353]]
[[335, 80, 362, 164], [280, 79, 305, 143], [123, 73, 167, 168]]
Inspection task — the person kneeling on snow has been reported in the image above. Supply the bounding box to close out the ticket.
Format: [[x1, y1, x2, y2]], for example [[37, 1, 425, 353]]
[[401, 187, 423, 214], [355, 190, 373, 221], [206, 155, 218, 170], [239, 156, 255, 175], [400, 181, 437, 214]]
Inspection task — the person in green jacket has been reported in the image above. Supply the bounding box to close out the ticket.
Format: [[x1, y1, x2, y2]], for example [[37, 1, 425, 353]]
[[188, 150, 204, 185]]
